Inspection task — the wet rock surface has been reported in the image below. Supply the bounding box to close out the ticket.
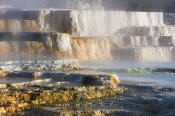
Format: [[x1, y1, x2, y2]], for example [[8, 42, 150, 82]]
[[0, 60, 123, 116], [0, 61, 175, 116], [5, 83, 173, 116], [82, 74, 120, 86], [0, 79, 123, 116]]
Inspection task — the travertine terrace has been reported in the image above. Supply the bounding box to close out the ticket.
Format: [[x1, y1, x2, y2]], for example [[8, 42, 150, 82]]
[[1, 6, 175, 116], [0, 9, 175, 62]]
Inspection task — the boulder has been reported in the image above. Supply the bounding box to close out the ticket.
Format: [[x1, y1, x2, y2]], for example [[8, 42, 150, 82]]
[[82, 74, 120, 86]]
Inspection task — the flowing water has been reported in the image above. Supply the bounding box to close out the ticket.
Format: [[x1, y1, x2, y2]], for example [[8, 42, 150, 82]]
[[78, 61, 175, 115]]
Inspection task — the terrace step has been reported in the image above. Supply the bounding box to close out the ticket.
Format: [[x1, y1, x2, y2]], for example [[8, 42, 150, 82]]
[[111, 35, 175, 48], [116, 26, 175, 36], [112, 47, 175, 62]]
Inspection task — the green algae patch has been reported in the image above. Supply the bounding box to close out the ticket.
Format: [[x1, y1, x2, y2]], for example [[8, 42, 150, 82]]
[[100, 68, 175, 74], [0, 85, 126, 115]]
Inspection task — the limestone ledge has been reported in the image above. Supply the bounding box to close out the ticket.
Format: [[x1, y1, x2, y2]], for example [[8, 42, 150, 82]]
[[0, 59, 79, 77], [0, 32, 112, 61], [22, 63, 82, 72], [0, 59, 79, 65], [0, 66, 121, 115], [0, 10, 165, 37], [0, 72, 120, 89]]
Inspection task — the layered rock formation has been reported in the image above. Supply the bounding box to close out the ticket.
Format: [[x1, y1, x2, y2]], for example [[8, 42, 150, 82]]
[[0, 9, 175, 62], [0, 9, 165, 35], [112, 26, 175, 62], [0, 32, 112, 61], [0, 59, 122, 115], [112, 47, 175, 62]]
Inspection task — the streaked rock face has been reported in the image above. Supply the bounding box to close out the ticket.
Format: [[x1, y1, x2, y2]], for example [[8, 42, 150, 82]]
[[0, 32, 112, 61], [38, 10, 165, 36], [69, 11, 164, 37], [71, 38, 112, 61]]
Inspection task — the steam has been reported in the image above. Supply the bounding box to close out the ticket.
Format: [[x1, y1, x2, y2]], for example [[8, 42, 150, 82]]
[[0, 0, 104, 10], [67, 0, 104, 10]]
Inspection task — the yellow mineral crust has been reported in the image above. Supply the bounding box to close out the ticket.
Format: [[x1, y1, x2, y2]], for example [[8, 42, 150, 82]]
[[0, 86, 125, 115], [57, 110, 113, 116]]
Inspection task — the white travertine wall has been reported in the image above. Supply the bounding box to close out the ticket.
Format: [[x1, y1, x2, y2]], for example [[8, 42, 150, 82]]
[[38, 10, 165, 37], [1, 9, 175, 62], [38, 9, 71, 33], [42, 32, 72, 51], [113, 47, 175, 62], [70, 11, 164, 36]]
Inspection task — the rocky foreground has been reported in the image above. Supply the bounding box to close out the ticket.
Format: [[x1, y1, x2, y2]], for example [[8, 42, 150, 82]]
[[0, 59, 123, 116], [1, 60, 175, 116]]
